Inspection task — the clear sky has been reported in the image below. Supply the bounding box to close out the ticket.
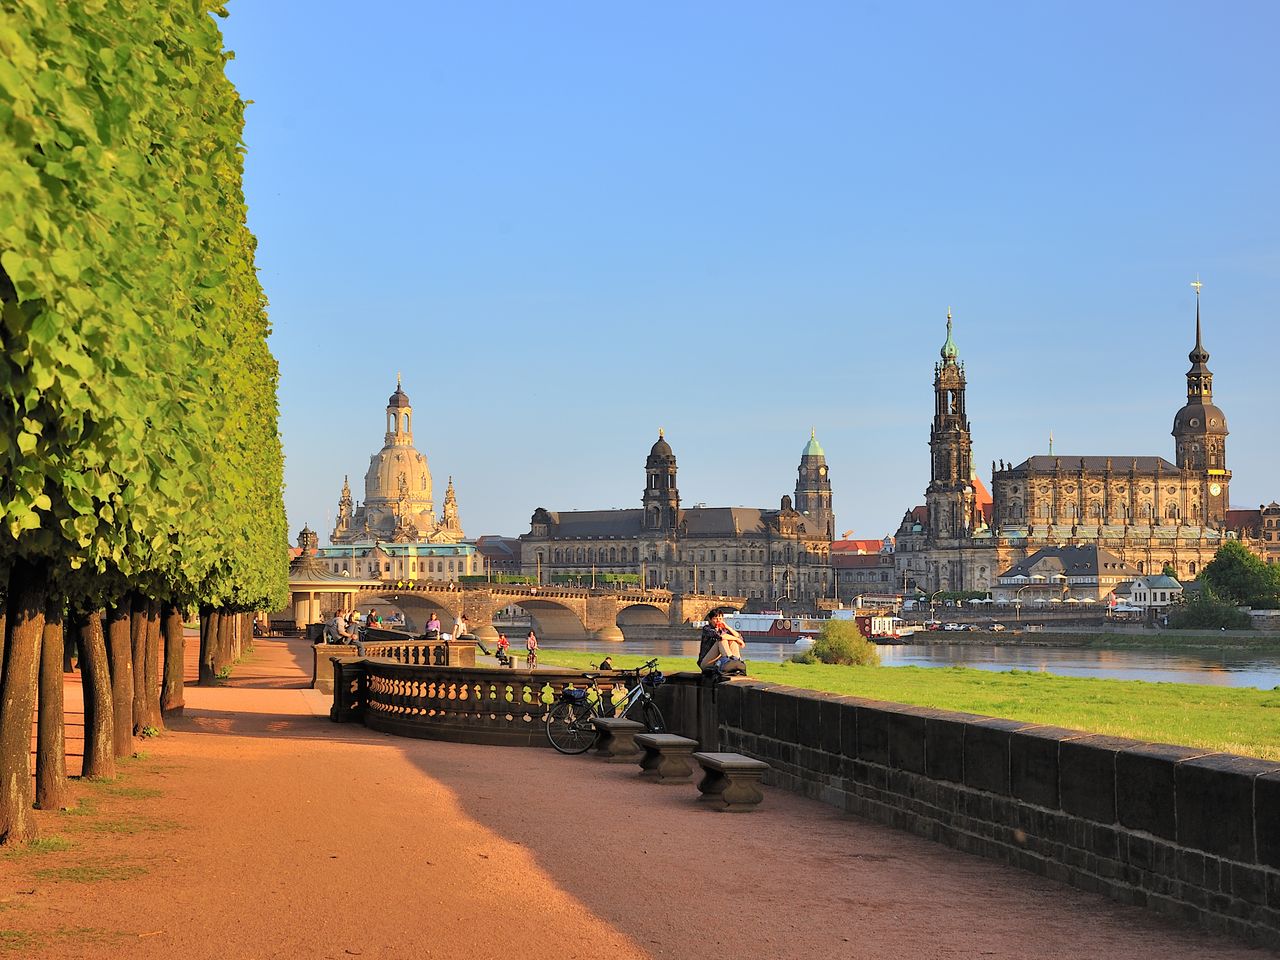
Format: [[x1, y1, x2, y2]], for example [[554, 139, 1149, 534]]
[[220, 1, 1279, 545]]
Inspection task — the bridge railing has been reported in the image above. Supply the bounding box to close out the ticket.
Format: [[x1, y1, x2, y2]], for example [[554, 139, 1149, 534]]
[[330, 658, 630, 747]]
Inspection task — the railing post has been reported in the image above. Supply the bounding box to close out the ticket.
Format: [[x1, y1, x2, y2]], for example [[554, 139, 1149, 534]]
[[330, 657, 368, 723]]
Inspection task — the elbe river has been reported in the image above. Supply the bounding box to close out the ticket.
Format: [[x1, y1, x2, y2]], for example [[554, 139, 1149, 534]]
[[543, 638, 1280, 689]]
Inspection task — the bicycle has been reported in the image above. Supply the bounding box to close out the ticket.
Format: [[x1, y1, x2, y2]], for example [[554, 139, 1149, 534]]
[[545, 658, 666, 754], [525, 648, 538, 669]]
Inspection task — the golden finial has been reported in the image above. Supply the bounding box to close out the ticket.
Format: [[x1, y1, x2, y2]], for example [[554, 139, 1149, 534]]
[[396, 371, 402, 387], [947, 305, 952, 321], [811, 427, 816, 440], [1191, 276, 1203, 296], [658, 427, 664, 439]]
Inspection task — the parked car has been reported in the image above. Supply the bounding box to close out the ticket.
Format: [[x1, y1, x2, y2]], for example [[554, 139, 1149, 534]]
[[924, 620, 943, 631], [942, 622, 962, 631], [989, 623, 1006, 632]]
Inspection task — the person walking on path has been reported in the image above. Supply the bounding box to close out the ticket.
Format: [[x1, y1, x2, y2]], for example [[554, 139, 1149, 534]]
[[525, 629, 539, 669]]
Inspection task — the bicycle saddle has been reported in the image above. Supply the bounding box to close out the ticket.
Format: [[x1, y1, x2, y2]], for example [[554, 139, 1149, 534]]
[[580, 672, 599, 680]]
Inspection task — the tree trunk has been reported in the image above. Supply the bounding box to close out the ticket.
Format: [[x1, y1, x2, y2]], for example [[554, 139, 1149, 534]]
[[0, 559, 49, 845], [242, 612, 254, 653], [105, 602, 134, 759], [0, 606, 6, 686], [215, 611, 233, 677], [140, 599, 162, 733], [62, 629, 75, 674], [130, 594, 147, 733], [161, 603, 185, 716], [76, 611, 115, 781], [199, 607, 218, 685], [36, 605, 68, 811]]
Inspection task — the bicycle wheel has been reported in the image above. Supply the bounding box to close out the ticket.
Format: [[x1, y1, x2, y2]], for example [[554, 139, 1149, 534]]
[[546, 699, 598, 754], [640, 700, 665, 734]]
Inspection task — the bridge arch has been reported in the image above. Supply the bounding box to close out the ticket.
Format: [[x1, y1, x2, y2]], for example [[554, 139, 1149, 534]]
[[352, 591, 462, 633], [507, 599, 590, 642]]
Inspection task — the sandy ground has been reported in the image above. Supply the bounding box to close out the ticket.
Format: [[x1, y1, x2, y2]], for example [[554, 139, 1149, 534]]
[[3, 636, 1266, 959]]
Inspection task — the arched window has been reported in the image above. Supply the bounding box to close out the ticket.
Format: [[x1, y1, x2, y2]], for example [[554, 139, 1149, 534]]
[[553, 549, 562, 563], [1166, 504, 1180, 520], [576, 547, 585, 563], [1137, 561, 1145, 573], [609, 547, 617, 563], [632, 547, 640, 562], [1038, 503, 1050, 519], [1189, 561, 1197, 575], [1089, 503, 1102, 519]]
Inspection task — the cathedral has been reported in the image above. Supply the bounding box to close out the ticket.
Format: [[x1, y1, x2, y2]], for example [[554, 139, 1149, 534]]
[[520, 430, 835, 604], [895, 295, 1252, 592], [330, 378, 465, 545]]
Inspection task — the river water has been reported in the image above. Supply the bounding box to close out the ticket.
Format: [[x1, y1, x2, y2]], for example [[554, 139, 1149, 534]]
[[545, 638, 1280, 690]]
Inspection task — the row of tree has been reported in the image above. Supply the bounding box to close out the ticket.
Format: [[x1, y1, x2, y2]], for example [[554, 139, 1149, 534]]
[[0, 3, 288, 844]]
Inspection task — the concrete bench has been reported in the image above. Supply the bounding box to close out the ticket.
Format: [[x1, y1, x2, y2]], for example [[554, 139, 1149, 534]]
[[590, 717, 645, 763], [635, 733, 699, 783], [693, 752, 770, 812]]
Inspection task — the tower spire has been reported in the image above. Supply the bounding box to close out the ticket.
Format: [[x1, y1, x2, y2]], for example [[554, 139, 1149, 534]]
[[940, 306, 959, 361]]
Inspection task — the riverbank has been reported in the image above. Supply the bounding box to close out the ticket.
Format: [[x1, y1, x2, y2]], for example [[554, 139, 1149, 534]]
[[537, 649, 1280, 761], [883, 628, 1280, 649]]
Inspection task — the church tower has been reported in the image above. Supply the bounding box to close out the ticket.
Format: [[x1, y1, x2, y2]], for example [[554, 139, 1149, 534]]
[[642, 430, 680, 531], [1172, 283, 1230, 526], [795, 429, 834, 540], [926, 309, 977, 538]]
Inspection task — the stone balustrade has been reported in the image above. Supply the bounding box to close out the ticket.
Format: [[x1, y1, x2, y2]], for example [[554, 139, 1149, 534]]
[[330, 659, 628, 746]]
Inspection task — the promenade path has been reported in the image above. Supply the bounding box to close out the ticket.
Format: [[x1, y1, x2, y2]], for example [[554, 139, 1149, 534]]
[[7, 637, 1260, 959]]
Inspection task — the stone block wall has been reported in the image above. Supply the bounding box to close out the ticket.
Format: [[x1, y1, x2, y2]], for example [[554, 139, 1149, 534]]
[[654, 676, 1280, 948]]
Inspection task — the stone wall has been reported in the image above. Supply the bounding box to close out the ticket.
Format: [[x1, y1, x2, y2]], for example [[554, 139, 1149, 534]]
[[653, 675, 1280, 949]]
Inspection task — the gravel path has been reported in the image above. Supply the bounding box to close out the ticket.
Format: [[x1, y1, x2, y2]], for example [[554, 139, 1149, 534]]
[[5, 637, 1260, 959]]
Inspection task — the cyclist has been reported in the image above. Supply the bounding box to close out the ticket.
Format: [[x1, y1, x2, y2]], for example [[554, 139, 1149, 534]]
[[525, 629, 539, 669], [495, 632, 512, 667]]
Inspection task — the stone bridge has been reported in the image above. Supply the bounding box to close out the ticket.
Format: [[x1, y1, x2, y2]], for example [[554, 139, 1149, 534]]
[[348, 581, 745, 642]]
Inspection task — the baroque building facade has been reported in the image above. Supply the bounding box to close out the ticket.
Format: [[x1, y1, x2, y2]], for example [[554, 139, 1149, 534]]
[[520, 431, 836, 604], [331, 378, 464, 545], [895, 297, 1252, 593]]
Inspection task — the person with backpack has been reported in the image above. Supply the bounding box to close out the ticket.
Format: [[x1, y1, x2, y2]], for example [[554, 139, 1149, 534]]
[[699, 611, 746, 675]]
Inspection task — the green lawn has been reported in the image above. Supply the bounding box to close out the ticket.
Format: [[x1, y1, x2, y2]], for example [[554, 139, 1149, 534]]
[[537, 649, 1280, 761]]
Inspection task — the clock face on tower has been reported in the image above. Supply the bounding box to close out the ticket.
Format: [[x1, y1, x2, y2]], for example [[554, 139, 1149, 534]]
[[819, 466, 827, 477], [1209, 482, 1222, 497]]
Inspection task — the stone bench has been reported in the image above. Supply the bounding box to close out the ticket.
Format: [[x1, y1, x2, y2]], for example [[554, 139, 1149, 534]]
[[635, 733, 699, 784], [693, 752, 770, 812], [590, 717, 645, 763]]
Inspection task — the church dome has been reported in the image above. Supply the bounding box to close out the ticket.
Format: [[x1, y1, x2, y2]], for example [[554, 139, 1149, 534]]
[[388, 384, 411, 408], [649, 430, 673, 459], [1173, 402, 1228, 437], [365, 443, 433, 506]]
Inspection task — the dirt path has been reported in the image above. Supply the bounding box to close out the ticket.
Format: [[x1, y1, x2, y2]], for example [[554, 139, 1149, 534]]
[[3, 638, 1261, 959]]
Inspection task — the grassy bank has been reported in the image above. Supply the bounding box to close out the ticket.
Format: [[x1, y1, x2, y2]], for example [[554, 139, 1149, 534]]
[[537, 649, 1280, 762]]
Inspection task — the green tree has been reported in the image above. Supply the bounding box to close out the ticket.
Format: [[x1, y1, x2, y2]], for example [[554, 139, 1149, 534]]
[[0, 1, 287, 843], [1200, 542, 1280, 609], [793, 619, 881, 666], [1166, 590, 1252, 630]]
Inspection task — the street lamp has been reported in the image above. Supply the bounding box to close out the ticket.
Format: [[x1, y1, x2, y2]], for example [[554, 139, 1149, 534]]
[[929, 589, 945, 624]]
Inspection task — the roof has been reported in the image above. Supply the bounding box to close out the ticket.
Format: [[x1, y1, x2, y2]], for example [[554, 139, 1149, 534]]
[[682, 507, 768, 537], [1009, 455, 1180, 474], [832, 553, 887, 570], [1225, 509, 1261, 534], [474, 536, 521, 560], [802, 429, 825, 459], [539, 510, 646, 538], [910, 506, 928, 524], [1139, 575, 1182, 589], [998, 545, 1141, 582], [832, 539, 888, 554], [972, 473, 993, 507], [648, 431, 673, 459]]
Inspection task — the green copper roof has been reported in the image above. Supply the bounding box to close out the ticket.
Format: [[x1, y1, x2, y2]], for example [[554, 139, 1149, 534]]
[[940, 310, 959, 361], [802, 428, 825, 458]]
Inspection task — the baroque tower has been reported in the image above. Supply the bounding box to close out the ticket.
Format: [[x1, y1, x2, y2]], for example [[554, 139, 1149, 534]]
[[794, 429, 834, 540], [1172, 284, 1230, 526], [642, 430, 680, 530], [926, 310, 977, 538]]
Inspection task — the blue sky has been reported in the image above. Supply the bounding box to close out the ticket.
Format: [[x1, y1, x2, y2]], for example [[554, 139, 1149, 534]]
[[220, 1, 1279, 544]]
